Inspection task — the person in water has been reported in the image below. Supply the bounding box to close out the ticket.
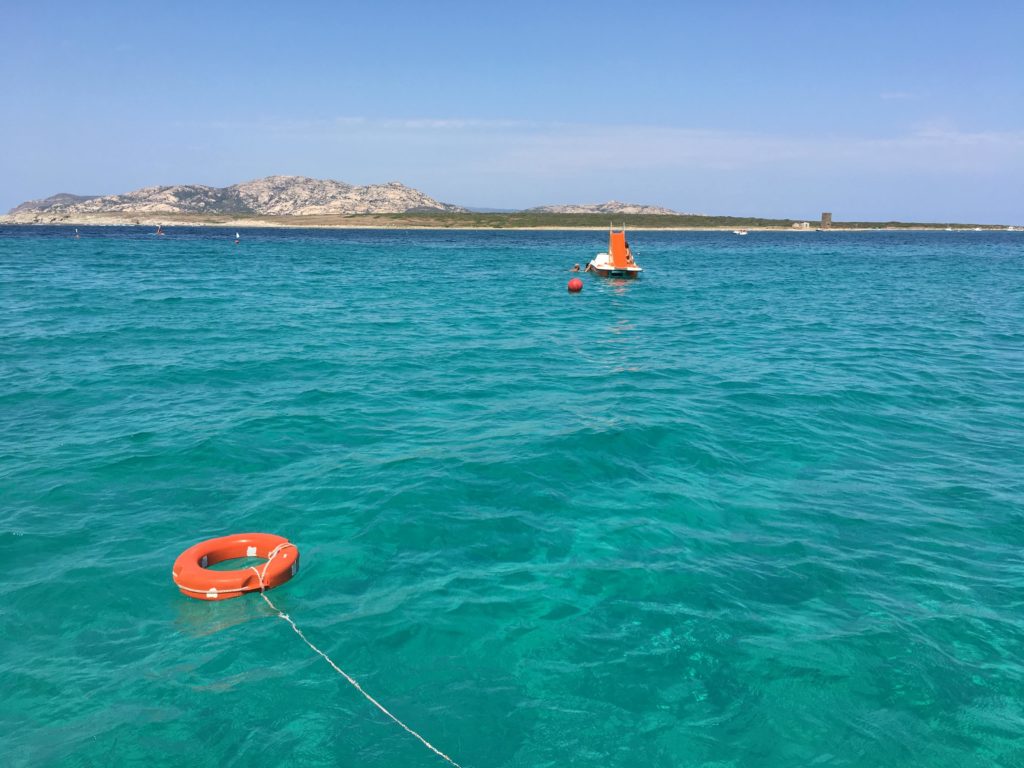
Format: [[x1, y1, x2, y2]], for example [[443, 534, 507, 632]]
[[572, 264, 580, 272]]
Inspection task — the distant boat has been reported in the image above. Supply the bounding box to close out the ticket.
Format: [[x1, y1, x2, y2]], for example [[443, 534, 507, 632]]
[[234, 232, 240, 244], [945, 227, 953, 231], [733, 229, 748, 236], [155, 224, 165, 236], [585, 225, 643, 278], [73, 228, 80, 239], [974, 227, 983, 231]]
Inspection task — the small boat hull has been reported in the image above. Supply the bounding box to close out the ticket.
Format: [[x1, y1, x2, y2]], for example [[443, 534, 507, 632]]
[[587, 265, 642, 279]]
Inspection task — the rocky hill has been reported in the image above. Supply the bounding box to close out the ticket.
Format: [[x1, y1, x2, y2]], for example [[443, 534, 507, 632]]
[[526, 201, 685, 215], [6, 175, 466, 221]]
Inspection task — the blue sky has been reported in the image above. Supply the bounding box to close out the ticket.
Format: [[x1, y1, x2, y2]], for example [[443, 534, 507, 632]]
[[3, 1, 1022, 221]]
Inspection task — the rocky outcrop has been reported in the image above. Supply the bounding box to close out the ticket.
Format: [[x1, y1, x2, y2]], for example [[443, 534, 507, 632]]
[[9, 193, 102, 214], [229, 176, 466, 215], [526, 201, 685, 215], [5, 175, 466, 221]]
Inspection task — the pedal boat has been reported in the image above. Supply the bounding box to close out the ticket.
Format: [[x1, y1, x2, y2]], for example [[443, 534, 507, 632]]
[[585, 227, 643, 278]]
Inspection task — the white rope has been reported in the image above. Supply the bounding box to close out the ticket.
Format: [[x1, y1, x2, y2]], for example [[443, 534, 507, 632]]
[[249, 551, 464, 768], [176, 583, 250, 595]]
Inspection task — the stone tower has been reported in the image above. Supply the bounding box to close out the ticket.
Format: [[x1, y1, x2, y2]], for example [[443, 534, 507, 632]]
[[821, 212, 832, 229]]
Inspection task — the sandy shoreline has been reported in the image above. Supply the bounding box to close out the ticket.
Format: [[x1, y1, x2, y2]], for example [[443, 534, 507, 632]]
[[0, 213, 1011, 232], [0, 220, 1004, 233]]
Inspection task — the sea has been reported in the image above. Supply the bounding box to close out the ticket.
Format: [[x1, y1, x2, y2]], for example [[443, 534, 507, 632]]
[[1, 226, 1022, 768]]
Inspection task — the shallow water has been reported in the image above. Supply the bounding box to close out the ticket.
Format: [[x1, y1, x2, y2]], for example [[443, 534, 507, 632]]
[[2, 227, 1022, 767]]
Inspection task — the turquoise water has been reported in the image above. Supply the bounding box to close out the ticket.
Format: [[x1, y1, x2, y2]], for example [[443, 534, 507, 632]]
[[2, 226, 1023, 767]]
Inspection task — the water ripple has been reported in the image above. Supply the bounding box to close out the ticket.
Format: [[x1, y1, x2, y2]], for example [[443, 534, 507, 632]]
[[1, 227, 1022, 767]]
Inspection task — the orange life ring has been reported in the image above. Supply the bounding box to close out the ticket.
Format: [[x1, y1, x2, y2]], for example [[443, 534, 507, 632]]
[[172, 532, 299, 601]]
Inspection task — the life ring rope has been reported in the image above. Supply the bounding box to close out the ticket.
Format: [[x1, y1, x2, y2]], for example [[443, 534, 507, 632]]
[[254, 586, 464, 768], [248, 541, 296, 592], [173, 535, 464, 767]]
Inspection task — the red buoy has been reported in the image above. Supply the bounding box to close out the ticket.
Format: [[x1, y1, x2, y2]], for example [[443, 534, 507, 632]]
[[568, 278, 583, 293]]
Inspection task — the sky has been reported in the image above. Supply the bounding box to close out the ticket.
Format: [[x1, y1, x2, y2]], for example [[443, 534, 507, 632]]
[[2, 0, 1023, 222]]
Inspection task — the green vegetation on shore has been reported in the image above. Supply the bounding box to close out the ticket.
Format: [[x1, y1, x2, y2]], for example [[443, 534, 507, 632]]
[[362, 212, 985, 229], [7, 211, 1004, 230], [250, 211, 993, 229]]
